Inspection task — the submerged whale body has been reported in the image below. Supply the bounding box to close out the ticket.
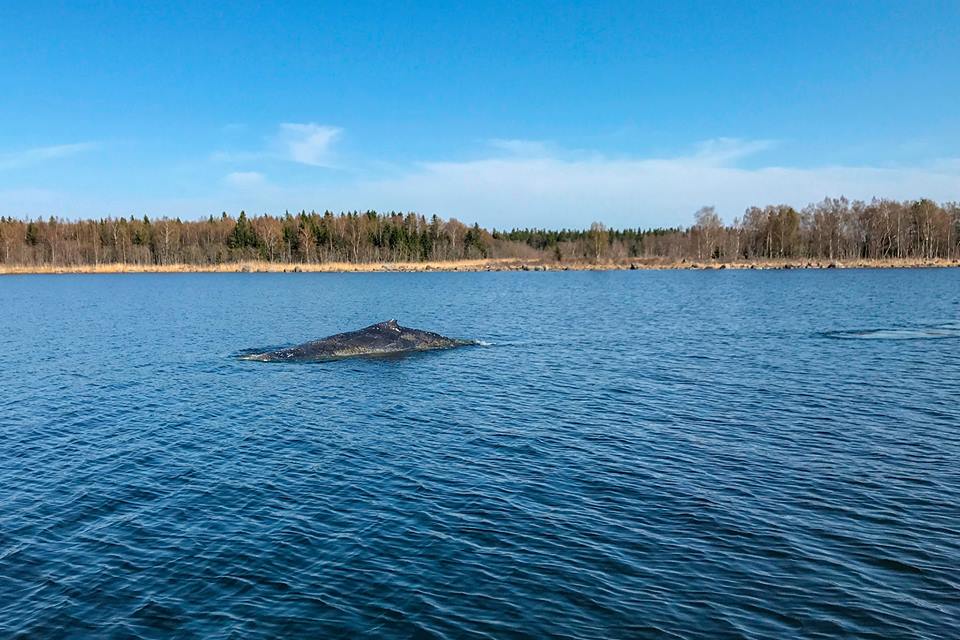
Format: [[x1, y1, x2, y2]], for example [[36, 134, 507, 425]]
[[240, 320, 474, 362]]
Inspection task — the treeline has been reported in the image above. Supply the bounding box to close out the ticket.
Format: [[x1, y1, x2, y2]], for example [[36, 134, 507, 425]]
[[496, 198, 960, 262], [0, 211, 493, 266], [1, 197, 958, 267]]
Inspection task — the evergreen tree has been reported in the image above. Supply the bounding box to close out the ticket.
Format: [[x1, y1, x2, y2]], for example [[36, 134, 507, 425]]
[[229, 211, 260, 250], [25, 222, 39, 246]]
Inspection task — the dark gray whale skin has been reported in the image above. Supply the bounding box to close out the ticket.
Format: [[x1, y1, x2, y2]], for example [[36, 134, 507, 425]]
[[240, 320, 474, 362]]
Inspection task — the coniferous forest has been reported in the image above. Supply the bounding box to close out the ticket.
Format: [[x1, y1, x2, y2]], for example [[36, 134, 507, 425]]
[[1, 197, 958, 268]]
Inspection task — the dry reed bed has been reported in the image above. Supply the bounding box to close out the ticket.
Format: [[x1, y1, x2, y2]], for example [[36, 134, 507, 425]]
[[2, 257, 958, 275]]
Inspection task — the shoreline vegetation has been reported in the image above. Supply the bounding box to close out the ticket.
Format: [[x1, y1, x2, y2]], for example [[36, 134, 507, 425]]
[[2, 197, 958, 274], [2, 257, 958, 275]]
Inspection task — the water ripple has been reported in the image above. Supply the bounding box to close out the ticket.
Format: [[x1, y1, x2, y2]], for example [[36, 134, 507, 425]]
[[1, 270, 959, 638]]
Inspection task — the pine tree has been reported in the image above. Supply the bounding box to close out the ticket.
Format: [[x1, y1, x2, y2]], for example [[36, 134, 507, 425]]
[[229, 211, 260, 250], [25, 222, 39, 246]]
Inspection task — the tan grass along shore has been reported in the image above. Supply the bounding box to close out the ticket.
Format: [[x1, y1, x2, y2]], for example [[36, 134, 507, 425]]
[[2, 257, 959, 275]]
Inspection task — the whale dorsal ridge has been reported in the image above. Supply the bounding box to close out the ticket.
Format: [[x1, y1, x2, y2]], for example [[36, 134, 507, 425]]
[[370, 319, 400, 332]]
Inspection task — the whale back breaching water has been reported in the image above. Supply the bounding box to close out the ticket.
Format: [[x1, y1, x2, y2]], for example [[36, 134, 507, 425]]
[[240, 320, 474, 362]]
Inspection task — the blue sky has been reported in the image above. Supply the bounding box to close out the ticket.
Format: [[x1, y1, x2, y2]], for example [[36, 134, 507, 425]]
[[1, 1, 958, 228]]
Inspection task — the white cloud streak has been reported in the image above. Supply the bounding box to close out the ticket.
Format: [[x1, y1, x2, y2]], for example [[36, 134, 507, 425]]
[[487, 138, 556, 157], [276, 123, 342, 166], [692, 137, 778, 163], [4, 138, 959, 227], [211, 122, 342, 167], [339, 139, 959, 227], [224, 171, 267, 188], [0, 142, 99, 170]]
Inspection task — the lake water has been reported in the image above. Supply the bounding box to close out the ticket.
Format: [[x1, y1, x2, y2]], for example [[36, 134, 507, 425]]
[[1, 269, 959, 638]]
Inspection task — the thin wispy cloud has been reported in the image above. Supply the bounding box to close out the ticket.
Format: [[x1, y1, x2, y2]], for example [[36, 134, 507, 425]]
[[276, 123, 342, 166], [0, 142, 99, 170], [692, 138, 778, 164], [210, 122, 342, 167], [487, 139, 555, 157], [223, 171, 267, 188], [335, 140, 960, 228], [7, 137, 959, 227]]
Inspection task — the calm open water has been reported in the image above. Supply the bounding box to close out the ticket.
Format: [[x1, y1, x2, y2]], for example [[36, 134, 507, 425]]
[[1, 270, 959, 639]]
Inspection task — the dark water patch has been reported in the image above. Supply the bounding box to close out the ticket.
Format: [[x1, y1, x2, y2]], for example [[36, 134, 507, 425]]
[[823, 322, 960, 340]]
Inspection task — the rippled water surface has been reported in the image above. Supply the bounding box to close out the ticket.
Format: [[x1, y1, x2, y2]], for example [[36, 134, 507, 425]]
[[2, 269, 959, 638]]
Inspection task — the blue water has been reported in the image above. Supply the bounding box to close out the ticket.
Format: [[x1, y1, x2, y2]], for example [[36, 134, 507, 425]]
[[2, 270, 959, 639]]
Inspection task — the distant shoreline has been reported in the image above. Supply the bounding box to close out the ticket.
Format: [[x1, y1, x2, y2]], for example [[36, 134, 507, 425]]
[[2, 257, 959, 275]]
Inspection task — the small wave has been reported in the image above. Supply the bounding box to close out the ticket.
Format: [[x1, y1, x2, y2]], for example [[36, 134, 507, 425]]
[[823, 323, 960, 340], [234, 346, 289, 358]]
